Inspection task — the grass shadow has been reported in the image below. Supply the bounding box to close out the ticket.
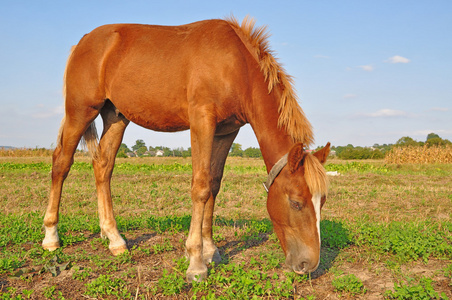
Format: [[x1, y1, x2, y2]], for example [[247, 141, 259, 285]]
[[313, 219, 352, 278], [218, 233, 270, 263], [126, 233, 157, 248]]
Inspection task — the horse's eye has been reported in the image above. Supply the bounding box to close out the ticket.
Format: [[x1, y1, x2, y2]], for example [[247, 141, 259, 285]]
[[289, 199, 302, 211]]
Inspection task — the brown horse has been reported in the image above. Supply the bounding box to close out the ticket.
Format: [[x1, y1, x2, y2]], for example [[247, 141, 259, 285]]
[[42, 17, 330, 281]]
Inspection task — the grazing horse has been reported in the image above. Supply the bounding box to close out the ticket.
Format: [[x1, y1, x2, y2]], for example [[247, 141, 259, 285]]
[[42, 17, 330, 281]]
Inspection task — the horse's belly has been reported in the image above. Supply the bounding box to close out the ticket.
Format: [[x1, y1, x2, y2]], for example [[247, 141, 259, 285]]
[[115, 100, 190, 132]]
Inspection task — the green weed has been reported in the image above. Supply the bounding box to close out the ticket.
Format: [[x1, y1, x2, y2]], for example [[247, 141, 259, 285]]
[[326, 162, 389, 173], [85, 274, 131, 299], [320, 220, 352, 249], [72, 266, 92, 281], [152, 238, 174, 254], [42, 286, 56, 299], [157, 269, 187, 295], [444, 263, 452, 278], [384, 277, 443, 299], [21, 289, 34, 299], [332, 274, 366, 296], [0, 254, 25, 273], [353, 221, 452, 262]]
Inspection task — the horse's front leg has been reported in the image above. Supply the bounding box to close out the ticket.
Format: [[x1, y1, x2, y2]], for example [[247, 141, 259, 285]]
[[201, 130, 240, 264], [185, 107, 216, 282]]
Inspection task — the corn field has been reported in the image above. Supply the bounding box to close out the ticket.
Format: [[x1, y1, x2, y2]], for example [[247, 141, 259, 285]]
[[385, 145, 452, 164]]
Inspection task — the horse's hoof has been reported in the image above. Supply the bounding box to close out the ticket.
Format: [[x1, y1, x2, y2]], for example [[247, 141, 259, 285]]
[[109, 245, 128, 256], [186, 269, 208, 282], [42, 242, 60, 251], [203, 249, 221, 265]]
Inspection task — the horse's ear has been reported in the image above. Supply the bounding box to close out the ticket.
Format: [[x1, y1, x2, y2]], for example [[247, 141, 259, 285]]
[[313, 142, 331, 164], [288, 143, 305, 173]]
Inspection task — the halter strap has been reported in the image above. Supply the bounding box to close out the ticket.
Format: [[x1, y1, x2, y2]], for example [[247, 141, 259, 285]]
[[263, 153, 288, 192]]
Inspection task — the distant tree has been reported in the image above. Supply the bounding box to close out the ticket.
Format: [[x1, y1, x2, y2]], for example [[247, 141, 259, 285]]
[[243, 147, 262, 158], [230, 143, 243, 157], [117, 143, 131, 158], [182, 147, 191, 158], [337, 146, 384, 160], [156, 146, 172, 157], [136, 146, 148, 157], [426, 133, 440, 141], [132, 139, 146, 151], [425, 137, 452, 147], [395, 136, 419, 147]]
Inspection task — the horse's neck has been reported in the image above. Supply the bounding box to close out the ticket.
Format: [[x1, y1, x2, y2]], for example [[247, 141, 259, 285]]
[[247, 89, 293, 172]]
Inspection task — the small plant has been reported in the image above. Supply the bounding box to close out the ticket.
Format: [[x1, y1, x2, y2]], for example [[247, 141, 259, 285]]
[[152, 238, 174, 254], [115, 250, 133, 264], [384, 277, 441, 299], [22, 289, 34, 299], [320, 220, 351, 249], [42, 285, 56, 299], [353, 221, 452, 262], [72, 266, 92, 281], [332, 274, 366, 296], [443, 264, 452, 278], [157, 269, 187, 295], [85, 274, 131, 299], [0, 255, 25, 273]]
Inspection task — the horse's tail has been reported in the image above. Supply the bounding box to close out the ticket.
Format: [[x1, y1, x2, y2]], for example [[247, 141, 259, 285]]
[[57, 45, 99, 159], [80, 122, 99, 160]]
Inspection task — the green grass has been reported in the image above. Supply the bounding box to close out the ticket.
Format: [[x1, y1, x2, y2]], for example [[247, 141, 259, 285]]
[[384, 277, 446, 299], [0, 157, 451, 299], [332, 274, 366, 296]]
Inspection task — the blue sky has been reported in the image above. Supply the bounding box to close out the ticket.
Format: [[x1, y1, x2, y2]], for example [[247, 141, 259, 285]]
[[1, 1, 451, 150]]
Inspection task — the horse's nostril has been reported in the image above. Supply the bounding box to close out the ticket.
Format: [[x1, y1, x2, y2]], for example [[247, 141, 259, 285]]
[[293, 262, 308, 274]]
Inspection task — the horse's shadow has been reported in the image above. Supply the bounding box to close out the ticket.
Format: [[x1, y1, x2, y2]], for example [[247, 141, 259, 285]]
[[215, 219, 349, 279], [126, 233, 157, 248]]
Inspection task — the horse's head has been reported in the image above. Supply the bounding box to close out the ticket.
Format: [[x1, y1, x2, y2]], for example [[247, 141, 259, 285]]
[[266, 142, 330, 274]]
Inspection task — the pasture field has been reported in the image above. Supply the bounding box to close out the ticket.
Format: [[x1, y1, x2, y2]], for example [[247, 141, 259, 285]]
[[0, 156, 451, 299]]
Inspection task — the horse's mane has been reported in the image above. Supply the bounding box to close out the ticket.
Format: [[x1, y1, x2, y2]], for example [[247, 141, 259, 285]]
[[226, 16, 314, 146], [304, 153, 329, 196]]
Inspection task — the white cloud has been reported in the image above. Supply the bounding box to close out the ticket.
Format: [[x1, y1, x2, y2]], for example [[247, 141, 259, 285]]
[[386, 55, 410, 64], [343, 93, 357, 99], [430, 107, 449, 112], [358, 64, 374, 72], [364, 109, 408, 117]]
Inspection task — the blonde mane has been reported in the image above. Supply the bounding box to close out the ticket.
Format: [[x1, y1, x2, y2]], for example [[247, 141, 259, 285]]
[[304, 154, 329, 196], [226, 16, 314, 146]]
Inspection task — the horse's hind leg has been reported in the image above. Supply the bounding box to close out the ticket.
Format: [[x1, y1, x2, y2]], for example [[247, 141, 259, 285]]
[[202, 130, 239, 264], [43, 109, 99, 251], [92, 102, 129, 255]]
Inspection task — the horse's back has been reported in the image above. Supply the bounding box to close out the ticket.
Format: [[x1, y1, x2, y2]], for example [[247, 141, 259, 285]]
[[66, 20, 251, 132]]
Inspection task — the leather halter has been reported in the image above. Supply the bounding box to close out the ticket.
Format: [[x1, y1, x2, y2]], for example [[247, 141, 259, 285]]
[[263, 153, 288, 192]]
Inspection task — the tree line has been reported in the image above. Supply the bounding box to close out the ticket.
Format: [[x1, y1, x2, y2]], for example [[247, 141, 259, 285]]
[[117, 139, 263, 158], [330, 133, 451, 160], [117, 133, 451, 159]]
